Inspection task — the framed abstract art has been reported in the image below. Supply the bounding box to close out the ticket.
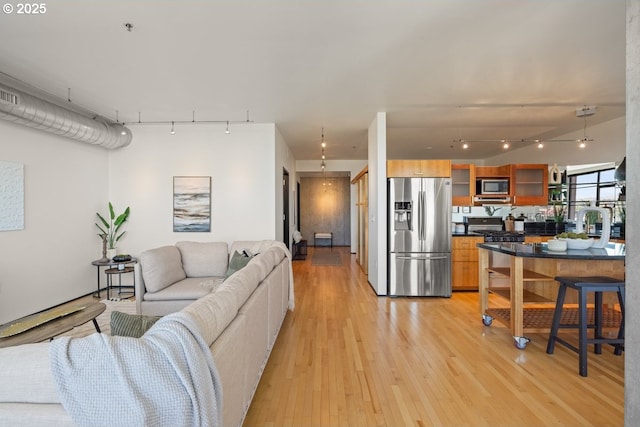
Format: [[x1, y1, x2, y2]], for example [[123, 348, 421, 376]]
[[173, 176, 211, 232]]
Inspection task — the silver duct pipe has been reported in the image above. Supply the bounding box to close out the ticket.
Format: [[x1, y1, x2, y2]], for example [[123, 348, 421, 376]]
[[0, 83, 132, 149]]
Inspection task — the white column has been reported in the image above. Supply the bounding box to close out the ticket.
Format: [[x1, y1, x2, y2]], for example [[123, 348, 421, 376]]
[[367, 112, 387, 295], [625, 0, 640, 423]]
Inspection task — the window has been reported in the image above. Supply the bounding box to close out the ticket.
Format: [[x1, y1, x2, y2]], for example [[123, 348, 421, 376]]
[[567, 167, 622, 221]]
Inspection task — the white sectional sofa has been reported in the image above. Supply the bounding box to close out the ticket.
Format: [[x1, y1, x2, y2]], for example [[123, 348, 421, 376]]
[[135, 240, 265, 316], [0, 240, 293, 427]]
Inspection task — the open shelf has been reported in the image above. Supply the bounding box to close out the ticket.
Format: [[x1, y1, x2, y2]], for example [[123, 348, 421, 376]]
[[485, 307, 622, 333], [488, 287, 553, 303], [487, 267, 555, 282]]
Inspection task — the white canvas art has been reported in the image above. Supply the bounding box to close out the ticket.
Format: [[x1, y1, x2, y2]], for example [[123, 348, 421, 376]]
[[0, 161, 24, 231]]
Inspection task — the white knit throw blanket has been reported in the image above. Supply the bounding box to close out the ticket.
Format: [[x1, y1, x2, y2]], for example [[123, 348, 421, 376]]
[[49, 312, 222, 427]]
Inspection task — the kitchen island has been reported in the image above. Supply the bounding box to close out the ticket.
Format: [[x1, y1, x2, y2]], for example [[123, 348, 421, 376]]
[[477, 242, 625, 349]]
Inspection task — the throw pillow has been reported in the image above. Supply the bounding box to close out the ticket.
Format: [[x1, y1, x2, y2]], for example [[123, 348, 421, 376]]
[[110, 311, 161, 338], [224, 251, 253, 280]]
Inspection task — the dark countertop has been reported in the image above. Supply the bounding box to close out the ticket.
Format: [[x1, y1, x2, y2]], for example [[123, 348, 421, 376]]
[[452, 232, 552, 237], [453, 221, 624, 239], [477, 242, 625, 260]]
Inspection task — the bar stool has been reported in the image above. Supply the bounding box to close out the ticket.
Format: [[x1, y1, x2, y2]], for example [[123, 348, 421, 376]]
[[546, 276, 625, 377]]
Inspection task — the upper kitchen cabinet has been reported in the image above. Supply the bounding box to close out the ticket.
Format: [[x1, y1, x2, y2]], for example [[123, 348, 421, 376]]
[[387, 160, 451, 178], [475, 165, 511, 178], [511, 164, 548, 206], [451, 164, 475, 206]]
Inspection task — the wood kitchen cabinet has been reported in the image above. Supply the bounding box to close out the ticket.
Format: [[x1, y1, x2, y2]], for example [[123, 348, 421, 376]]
[[452, 236, 484, 291], [352, 166, 368, 274], [524, 235, 545, 244], [511, 164, 548, 206], [387, 160, 451, 178], [451, 164, 475, 206], [475, 165, 511, 178]]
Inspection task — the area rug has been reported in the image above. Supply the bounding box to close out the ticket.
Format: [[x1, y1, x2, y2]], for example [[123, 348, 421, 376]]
[[59, 299, 137, 338], [486, 307, 622, 329], [311, 251, 342, 266]]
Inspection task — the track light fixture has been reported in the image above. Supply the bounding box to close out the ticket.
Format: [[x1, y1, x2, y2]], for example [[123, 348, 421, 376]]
[[452, 105, 596, 151], [320, 127, 330, 189], [320, 127, 327, 170], [126, 110, 253, 134]]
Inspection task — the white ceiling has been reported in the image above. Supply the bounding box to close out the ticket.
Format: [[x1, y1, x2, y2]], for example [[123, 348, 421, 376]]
[[0, 1, 626, 161]]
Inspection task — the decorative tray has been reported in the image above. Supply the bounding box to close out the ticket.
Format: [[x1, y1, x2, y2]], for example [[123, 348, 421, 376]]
[[0, 305, 86, 338]]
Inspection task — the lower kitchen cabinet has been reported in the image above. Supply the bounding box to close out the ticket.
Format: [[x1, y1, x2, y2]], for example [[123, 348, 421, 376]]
[[452, 236, 484, 291], [524, 236, 545, 244]]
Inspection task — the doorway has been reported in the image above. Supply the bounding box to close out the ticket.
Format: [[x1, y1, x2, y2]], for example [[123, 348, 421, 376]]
[[283, 168, 290, 248], [299, 173, 351, 246]]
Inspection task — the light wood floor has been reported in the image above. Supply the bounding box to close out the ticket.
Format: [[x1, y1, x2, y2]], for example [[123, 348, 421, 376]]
[[244, 246, 624, 427]]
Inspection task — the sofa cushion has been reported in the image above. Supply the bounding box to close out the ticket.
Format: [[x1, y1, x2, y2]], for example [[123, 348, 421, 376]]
[[251, 247, 285, 280], [0, 343, 60, 404], [143, 277, 212, 301], [220, 262, 263, 309], [110, 311, 161, 338], [140, 246, 186, 293], [182, 286, 243, 345], [224, 251, 253, 280], [176, 241, 229, 277], [200, 277, 225, 292]]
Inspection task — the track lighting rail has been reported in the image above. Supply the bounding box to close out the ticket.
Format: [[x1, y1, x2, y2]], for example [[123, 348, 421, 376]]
[[123, 110, 254, 134]]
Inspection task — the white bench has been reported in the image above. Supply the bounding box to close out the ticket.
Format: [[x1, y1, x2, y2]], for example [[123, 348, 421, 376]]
[[314, 232, 333, 248]]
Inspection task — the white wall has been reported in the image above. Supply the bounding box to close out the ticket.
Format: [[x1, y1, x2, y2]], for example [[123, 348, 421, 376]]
[[275, 126, 296, 250], [296, 159, 367, 253], [0, 120, 109, 324], [368, 112, 387, 295], [108, 123, 278, 256]]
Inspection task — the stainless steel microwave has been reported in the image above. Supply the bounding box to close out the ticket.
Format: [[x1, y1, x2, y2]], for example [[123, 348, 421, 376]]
[[480, 179, 509, 195]]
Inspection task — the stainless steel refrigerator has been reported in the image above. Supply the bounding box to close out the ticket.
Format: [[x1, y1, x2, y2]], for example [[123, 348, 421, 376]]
[[388, 177, 452, 296]]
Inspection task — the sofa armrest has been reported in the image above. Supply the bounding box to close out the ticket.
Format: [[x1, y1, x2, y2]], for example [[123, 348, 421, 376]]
[[134, 263, 145, 314], [0, 343, 60, 404]]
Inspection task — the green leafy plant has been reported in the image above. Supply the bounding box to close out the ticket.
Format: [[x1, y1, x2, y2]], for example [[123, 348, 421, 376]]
[[484, 206, 499, 216], [552, 203, 565, 223], [96, 202, 130, 249]]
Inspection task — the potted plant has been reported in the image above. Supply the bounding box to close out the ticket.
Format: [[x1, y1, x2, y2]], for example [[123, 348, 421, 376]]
[[552, 203, 565, 233], [96, 202, 130, 259]]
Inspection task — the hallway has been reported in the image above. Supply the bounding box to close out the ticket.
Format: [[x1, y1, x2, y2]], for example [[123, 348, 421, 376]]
[[245, 246, 624, 426]]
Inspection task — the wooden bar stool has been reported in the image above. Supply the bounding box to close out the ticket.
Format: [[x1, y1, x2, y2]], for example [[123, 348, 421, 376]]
[[546, 276, 625, 377]]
